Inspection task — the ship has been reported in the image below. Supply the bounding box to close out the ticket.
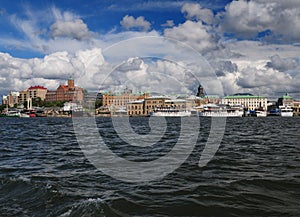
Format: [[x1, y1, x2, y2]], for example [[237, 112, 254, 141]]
[[197, 104, 244, 117], [279, 105, 293, 117], [150, 107, 191, 117]]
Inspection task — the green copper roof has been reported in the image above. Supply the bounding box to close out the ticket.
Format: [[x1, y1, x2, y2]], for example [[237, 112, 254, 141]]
[[282, 93, 292, 99], [224, 95, 266, 99], [200, 95, 219, 99]]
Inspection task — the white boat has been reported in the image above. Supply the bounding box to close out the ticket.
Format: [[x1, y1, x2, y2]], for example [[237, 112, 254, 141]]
[[198, 104, 243, 117], [255, 110, 267, 117], [63, 102, 83, 112], [279, 105, 293, 117], [150, 107, 191, 117], [5, 110, 21, 117], [20, 113, 30, 118]]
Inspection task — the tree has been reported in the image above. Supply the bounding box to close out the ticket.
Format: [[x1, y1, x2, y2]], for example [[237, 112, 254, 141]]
[[95, 99, 102, 108], [0, 104, 6, 112], [32, 97, 42, 107]]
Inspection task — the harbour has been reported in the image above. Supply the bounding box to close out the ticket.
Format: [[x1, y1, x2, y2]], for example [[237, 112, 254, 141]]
[[0, 117, 299, 216], [1, 1, 300, 216]]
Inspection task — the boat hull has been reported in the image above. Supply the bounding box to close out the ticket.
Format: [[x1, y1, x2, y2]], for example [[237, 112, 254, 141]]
[[20, 113, 30, 118], [256, 111, 267, 117], [279, 106, 294, 117], [198, 111, 243, 117], [150, 111, 191, 117], [280, 112, 293, 117]]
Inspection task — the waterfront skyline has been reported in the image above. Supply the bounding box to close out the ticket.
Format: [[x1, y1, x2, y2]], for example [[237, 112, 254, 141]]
[[1, 0, 300, 100]]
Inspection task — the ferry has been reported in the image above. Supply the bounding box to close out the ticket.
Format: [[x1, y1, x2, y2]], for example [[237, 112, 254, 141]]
[[279, 105, 293, 117], [150, 107, 191, 117], [197, 104, 244, 117]]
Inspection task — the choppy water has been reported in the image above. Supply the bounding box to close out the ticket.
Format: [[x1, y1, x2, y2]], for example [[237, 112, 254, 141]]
[[0, 117, 299, 216]]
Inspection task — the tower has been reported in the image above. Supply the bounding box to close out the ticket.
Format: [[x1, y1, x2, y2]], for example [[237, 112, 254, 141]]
[[196, 85, 205, 97], [68, 76, 75, 91]]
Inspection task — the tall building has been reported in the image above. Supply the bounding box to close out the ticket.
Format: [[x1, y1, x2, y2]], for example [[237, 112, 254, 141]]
[[29, 86, 47, 100], [2, 91, 19, 107], [2, 95, 7, 106], [45, 77, 83, 102], [18, 90, 28, 104], [19, 86, 48, 104]]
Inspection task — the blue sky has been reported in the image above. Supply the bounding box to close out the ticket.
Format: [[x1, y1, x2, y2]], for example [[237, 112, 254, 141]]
[[1, 0, 300, 99], [0, 0, 232, 58]]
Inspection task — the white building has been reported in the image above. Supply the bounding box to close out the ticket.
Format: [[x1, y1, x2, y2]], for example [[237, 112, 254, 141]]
[[221, 94, 267, 110]]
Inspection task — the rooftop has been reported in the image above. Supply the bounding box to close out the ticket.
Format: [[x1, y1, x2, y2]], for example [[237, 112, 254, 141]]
[[224, 95, 266, 99], [28, 85, 47, 90], [165, 99, 186, 103], [145, 96, 171, 99], [282, 93, 293, 99]]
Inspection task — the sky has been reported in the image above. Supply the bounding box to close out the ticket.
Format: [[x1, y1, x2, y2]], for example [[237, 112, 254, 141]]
[[1, 0, 300, 100]]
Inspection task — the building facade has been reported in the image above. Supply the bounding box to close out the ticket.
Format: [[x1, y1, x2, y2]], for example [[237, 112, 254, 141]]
[[45, 78, 83, 102], [127, 97, 190, 116], [278, 93, 293, 107], [102, 89, 149, 109], [29, 86, 47, 100], [127, 100, 144, 116], [18, 90, 28, 104], [221, 94, 268, 110], [18, 86, 48, 104], [292, 100, 300, 116], [144, 96, 170, 115], [2, 91, 19, 107]]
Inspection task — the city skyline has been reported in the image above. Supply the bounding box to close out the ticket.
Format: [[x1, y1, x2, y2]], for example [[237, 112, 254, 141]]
[[1, 0, 300, 100]]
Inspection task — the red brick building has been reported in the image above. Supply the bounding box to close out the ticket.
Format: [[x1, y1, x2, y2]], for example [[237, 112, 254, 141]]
[[45, 78, 83, 102]]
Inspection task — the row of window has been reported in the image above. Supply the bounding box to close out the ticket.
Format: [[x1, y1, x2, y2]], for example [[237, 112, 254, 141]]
[[128, 111, 143, 115]]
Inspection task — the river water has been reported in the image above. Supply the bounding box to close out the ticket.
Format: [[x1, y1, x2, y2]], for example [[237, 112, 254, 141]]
[[0, 117, 299, 216]]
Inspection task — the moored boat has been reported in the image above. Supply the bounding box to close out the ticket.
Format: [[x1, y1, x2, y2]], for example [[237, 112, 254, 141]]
[[197, 104, 243, 117], [150, 107, 191, 117], [20, 112, 30, 118], [5, 110, 21, 117], [279, 105, 293, 117], [255, 110, 267, 117]]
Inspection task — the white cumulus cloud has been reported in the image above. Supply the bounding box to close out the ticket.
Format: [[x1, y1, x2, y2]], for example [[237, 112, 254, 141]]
[[0, 48, 107, 95], [218, 0, 300, 42], [50, 19, 93, 40], [164, 20, 218, 53], [120, 15, 151, 32], [181, 3, 214, 24], [161, 20, 175, 27]]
